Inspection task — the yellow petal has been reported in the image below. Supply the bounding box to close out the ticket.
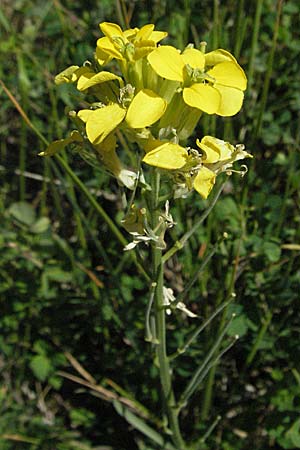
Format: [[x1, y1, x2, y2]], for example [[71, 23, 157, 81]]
[[147, 46, 185, 82], [183, 84, 221, 114], [214, 85, 244, 116], [77, 71, 123, 91], [196, 136, 233, 162], [196, 137, 221, 163], [55, 66, 92, 85], [134, 41, 156, 60], [77, 109, 94, 123], [143, 143, 188, 169], [95, 46, 112, 66], [126, 89, 167, 128], [149, 30, 168, 43], [216, 139, 234, 160], [84, 104, 126, 144], [124, 28, 138, 40], [193, 166, 216, 199], [205, 49, 237, 66], [96, 37, 123, 60], [136, 24, 154, 41], [100, 22, 124, 39], [207, 61, 247, 90], [143, 138, 165, 153], [54, 65, 79, 85], [182, 48, 205, 70]]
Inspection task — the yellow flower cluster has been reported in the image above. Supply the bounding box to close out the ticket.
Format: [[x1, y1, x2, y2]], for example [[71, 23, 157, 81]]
[[44, 21, 251, 198]]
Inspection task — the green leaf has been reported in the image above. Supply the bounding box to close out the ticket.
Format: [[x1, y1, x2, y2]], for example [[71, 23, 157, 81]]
[[70, 408, 95, 428], [31, 217, 50, 233], [49, 375, 63, 390], [113, 400, 176, 450], [286, 419, 300, 448], [214, 197, 240, 230], [227, 314, 248, 337], [271, 368, 284, 381], [263, 241, 281, 262], [9, 202, 36, 226], [44, 267, 73, 282], [29, 355, 52, 381]]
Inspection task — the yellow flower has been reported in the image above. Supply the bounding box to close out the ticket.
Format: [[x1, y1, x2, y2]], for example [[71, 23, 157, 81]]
[[143, 136, 252, 199], [54, 64, 125, 103], [147, 46, 247, 116], [76, 70, 124, 91], [54, 65, 91, 85], [96, 22, 167, 65], [77, 88, 167, 145]]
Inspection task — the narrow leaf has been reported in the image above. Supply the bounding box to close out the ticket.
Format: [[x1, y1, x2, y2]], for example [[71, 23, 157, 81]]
[[113, 400, 175, 450]]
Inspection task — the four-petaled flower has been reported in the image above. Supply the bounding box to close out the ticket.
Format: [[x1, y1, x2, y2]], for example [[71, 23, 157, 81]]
[[148, 46, 247, 116]]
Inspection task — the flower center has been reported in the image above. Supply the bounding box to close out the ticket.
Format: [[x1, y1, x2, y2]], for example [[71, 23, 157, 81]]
[[183, 64, 216, 87]]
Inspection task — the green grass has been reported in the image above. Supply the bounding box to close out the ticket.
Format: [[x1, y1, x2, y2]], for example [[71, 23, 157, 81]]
[[1, 1, 300, 449]]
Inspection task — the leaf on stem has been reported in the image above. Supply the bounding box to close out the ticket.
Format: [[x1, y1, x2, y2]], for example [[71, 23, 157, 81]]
[[113, 400, 176, 450]]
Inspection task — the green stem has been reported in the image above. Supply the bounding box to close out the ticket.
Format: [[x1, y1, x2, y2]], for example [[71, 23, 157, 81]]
[[149, 169, 185, 449], [245, 310, 272, 367], [274, 145, 297, 237], [247, 0, 263, 93], [200, 354, 217, 420], [253, 0, 283, 140], [233, 0, 246, 59], [212, 0, 220, 49]]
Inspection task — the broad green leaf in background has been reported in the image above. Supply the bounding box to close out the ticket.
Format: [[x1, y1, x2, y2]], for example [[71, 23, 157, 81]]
[[29, 355, 53, 381], [30, 217, 50, 233], [8, 202, 36, 226]]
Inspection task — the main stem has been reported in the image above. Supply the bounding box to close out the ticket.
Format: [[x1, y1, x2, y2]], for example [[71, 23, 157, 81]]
[[149, 169, 185, 450]]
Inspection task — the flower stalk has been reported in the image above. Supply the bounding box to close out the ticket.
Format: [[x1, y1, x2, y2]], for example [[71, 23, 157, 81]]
[[149, 169, 185, 449]]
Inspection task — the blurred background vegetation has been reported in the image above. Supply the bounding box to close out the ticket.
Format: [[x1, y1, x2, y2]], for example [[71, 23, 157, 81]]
[[0, 0, 300, 449]]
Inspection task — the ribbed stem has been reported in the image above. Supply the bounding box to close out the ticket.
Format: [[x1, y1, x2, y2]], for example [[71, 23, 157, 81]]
[[149, 169, 185, 449]]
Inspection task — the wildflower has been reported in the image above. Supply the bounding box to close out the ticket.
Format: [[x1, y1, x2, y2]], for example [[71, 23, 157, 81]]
[[148, 46, 247, 116], [77, 86, 167, 145], [54, 64, 125, 106], [143, 136, 252, 199], [96, 22, 167, 65], [54, 65, 92, 85]]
